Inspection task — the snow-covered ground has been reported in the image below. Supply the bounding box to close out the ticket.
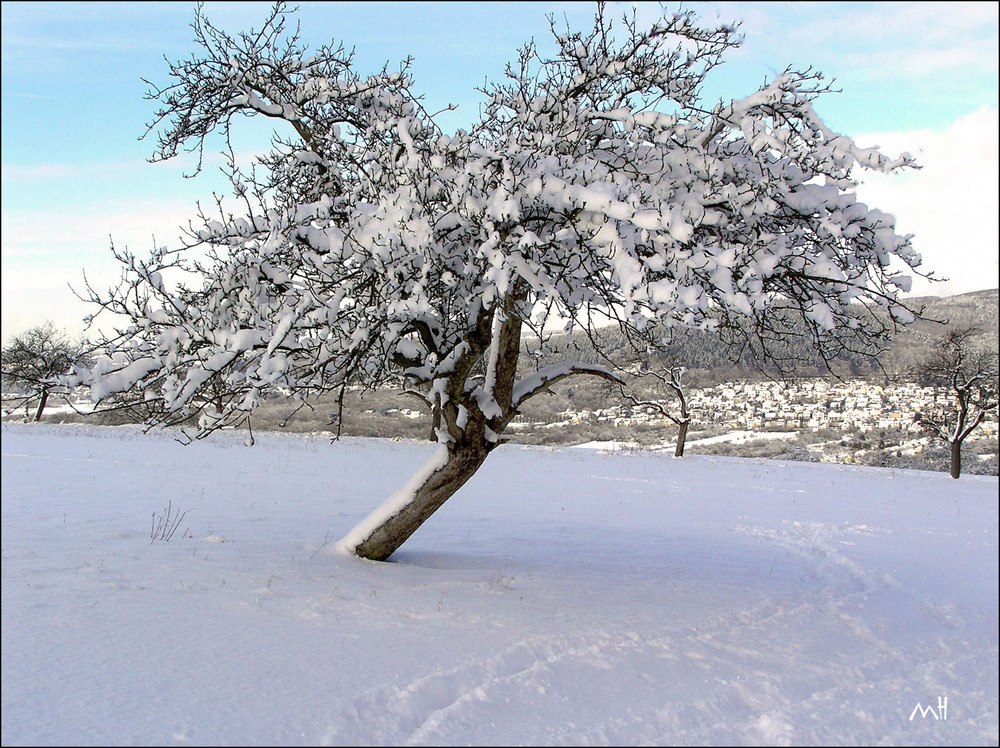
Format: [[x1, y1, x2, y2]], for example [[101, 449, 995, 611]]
[[684, 429, 800, 447], [2, 423, 997, 746], [571, 430, 802, 454]]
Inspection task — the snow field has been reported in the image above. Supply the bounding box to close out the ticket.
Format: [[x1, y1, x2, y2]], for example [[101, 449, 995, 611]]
[[2, 423, 997, 745]]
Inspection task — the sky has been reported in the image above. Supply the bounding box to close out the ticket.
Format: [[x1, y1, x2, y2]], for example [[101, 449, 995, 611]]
[[1, 1, 998, 343]]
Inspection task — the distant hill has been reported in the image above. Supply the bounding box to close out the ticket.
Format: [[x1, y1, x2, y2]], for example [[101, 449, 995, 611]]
[[879, 288, 998, 376], [902, 288, 998, 336], [520, 288, 999, 387]]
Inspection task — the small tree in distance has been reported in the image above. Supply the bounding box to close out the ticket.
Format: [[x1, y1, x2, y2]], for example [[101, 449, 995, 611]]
[[914, 327, 999, 479], [2, 322, 87, 422], [76, 3, 924, 561], [620, 365, 692, 457]]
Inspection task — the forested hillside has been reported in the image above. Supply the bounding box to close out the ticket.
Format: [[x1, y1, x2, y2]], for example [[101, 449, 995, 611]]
[[521, 289, 998, 387]]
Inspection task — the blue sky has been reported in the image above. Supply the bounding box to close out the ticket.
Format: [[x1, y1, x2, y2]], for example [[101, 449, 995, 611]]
[[2, 1, 998, 341]]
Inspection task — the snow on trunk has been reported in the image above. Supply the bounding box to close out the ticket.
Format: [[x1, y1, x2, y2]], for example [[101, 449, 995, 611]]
[[337, 441, 491, 561]]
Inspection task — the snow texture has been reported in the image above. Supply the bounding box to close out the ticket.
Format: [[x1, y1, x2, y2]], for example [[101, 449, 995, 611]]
[[2, 423, 996, 746]]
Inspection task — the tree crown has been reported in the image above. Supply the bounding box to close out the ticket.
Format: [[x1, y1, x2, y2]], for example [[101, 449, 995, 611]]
[[77, 2, 925, 442], [3, 322, 85, 388]]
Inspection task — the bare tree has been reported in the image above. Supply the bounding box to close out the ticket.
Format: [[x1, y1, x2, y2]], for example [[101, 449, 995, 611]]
[[914, 327, 999, 479], [75, 3, 924, 560], [2, 322, 88, 421], [621, 366, 692, 457]]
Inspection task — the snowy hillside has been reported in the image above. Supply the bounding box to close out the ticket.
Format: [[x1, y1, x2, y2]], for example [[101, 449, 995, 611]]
[[2, 423, 997, 745]]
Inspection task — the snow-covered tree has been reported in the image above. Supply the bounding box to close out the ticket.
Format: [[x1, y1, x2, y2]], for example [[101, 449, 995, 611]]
[[2, 321, 89, 421], [77, 3, 924, 560], [2, 322, 88, 422], [914, 327, 998, 479]]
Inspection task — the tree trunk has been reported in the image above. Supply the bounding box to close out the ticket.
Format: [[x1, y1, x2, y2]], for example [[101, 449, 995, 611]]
[[674, 420, 689, 458], [950, 440, 962, 479], [32, 389, 49, 422], [342, 440, 492, 561]]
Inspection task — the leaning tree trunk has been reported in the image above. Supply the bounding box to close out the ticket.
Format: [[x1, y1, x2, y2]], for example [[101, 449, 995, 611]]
[[342, 439, 493, 561], [949, 440, 962, 479], [341, 284, 619, 562]]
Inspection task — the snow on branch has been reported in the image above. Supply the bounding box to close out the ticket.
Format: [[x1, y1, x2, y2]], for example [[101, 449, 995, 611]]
[[513, 363, 624, 408], [79, 1, 927, 448]]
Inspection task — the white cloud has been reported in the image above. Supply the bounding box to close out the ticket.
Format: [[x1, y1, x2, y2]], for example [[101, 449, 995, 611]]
[[854, 106, 1000, 297], [1, 197, 200, 343], [838, 40, 996, 79], [1, 148, 247, 185], [683, 1, 998, 79], [3, 161, 145, 182]]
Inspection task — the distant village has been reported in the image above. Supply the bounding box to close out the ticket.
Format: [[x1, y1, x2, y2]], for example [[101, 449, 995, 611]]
[[526, 378, 997, 438]]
